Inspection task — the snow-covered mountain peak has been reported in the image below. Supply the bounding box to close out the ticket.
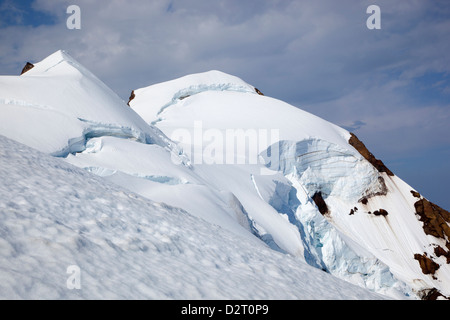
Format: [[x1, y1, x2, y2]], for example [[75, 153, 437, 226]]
[[135, 69, 258, 98], [1, 50, 450, 300], [128, 63, 450, 299], [129, 70, 261, 124], [0, 50, 172, 156], [21, 50, 87, 77]]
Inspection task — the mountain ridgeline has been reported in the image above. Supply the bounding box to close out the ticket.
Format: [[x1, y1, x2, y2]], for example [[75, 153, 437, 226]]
[[0, 50, 448, 299]]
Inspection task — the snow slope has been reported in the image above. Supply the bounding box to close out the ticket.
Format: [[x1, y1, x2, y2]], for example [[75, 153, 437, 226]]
[[0, 134, 385, 299], [0, 50, 448, 299], [130, 71, 450, 299], [0, 51, 254, 241], [0, 50, 172, 156]]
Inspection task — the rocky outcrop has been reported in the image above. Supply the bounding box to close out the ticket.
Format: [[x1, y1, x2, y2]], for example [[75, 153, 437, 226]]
[[414, 198, 450, 245], [410, 190, 421, 198], [20, 62, 34, 75], [413, 197, 450, 289], [254, 87, 264, 96], [372, 209, 388, 216], [434, 245, 450, 264], [419, 288, 449, 300], [127, 90, 135, 106], [348, 133, 394, 176], [411, 197, 450, 299], [312, 192, 329, 215], [414, 253, 440, 277]]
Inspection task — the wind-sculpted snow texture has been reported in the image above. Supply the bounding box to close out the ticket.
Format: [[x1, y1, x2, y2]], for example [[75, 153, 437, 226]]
[[0, 50, 449, 299], [1, 135, 387, 299], [130, 70, 450, 299]]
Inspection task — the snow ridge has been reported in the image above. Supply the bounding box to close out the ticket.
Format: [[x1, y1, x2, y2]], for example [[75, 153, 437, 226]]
[[2, 50, 449, 300], [151, 82, 257, 125], [131, 70, 258, 125]]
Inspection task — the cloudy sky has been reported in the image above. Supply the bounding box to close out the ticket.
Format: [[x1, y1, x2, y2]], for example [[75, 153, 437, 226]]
[[1, 0, 449, 209]]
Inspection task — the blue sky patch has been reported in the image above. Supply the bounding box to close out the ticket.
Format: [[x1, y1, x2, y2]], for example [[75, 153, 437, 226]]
[[0, 0, 57, 28]]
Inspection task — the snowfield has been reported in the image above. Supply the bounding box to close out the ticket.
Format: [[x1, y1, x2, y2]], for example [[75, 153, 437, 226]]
[[0, 50, 449, 299], [0, 135, 384, 299]]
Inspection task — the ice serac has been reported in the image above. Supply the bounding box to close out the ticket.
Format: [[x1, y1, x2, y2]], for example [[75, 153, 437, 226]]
[[0, 51, 388, 300], [130, 70, 450, 299], [1, 50, 449, 300]]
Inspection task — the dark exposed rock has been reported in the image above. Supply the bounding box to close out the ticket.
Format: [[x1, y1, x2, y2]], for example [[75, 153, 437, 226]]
[[348, 133, 394, 176], [179, 94, 190, 100], [20, 62, 34, 75], [414, 253, 440, 277], [414, 198, 450, 241], [312, 192, 328, 215], [254, 87, 264, 96], [434, 245, 450, 264], [360, 197, 368, 205], [410, 190, 421, 198], [127, 90, 135, 106], [373, 209, 388, 217], [349, 209, 355, 215], [419, 288, 449, 300], [411, 192, 450, 272]]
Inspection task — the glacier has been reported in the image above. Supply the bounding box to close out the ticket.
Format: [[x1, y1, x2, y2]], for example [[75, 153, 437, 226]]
[[129, 69, 450, 299], [1, 134, 388, 299], [1, 50, 449, 300]]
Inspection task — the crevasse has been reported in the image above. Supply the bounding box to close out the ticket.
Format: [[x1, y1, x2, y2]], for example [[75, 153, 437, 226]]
[[261, 138, 415, 299], [151, 83, 257, 125]]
